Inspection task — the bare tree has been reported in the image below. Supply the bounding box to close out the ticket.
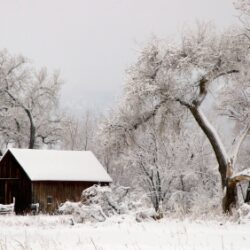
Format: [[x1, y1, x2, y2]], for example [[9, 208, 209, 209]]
[[0, 50, 62, 149], [127, 119, 196, 213], [60, 110, 96, 151], [129, 122, 171, 213]]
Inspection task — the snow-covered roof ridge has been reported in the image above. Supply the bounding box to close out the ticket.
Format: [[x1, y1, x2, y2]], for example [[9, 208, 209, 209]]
[[4, 148, 112, 182]]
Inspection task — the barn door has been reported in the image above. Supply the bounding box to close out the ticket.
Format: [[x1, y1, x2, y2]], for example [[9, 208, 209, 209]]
[[0, 179, 31, 213], [14, 181, 31, 214], [0, 179, 17, 204], [5, 180, 17, 204]]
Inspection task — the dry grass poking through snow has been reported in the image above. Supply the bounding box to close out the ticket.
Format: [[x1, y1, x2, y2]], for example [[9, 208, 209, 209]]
[[0, 214, 250, 250]]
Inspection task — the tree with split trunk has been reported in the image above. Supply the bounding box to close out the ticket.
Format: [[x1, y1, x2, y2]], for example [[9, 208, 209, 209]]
[[104, 24, 250, 213]]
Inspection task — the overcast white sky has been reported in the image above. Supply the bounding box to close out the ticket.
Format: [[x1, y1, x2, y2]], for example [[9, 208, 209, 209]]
[[0, 0, 237, 113]]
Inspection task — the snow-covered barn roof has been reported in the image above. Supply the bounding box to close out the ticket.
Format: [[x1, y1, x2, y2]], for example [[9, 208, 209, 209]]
[[3, 148, 112, 182]]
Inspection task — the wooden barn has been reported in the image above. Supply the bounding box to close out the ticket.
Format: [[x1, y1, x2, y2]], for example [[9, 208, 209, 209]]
[[0, 148, 112, 214]]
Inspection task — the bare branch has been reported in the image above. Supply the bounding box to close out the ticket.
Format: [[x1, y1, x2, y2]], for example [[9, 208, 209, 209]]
[[230, 125, 250, 168]]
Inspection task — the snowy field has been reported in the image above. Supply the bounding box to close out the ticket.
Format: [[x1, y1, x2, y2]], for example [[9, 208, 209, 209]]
[[0, 215, 250, 250]]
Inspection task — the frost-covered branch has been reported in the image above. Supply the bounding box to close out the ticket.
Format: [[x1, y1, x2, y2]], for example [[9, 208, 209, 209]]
[[230, 125, 250, 168]]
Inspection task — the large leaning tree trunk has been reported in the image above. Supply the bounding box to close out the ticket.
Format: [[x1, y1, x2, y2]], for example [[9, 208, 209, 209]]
[[176, 70, 250, 213]]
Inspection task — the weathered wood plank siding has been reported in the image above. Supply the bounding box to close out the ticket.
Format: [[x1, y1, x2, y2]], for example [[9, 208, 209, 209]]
[[32, 181, 99, 212]]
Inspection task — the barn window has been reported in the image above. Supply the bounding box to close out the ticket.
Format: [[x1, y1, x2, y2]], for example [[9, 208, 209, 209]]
[[47, 196, 53, 205]]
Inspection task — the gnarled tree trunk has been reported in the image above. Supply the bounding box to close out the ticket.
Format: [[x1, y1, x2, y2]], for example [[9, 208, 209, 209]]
[[188, 106, 234, 212], [188, 105, 250, 213]]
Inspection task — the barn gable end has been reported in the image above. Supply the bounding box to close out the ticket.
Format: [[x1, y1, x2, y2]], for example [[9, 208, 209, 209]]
[[0, 150, 32, 213]]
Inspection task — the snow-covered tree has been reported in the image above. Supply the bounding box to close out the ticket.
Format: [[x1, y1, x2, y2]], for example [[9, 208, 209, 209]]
[[0, 50, 62, 149], [102, 24, 250, 213], [126, 118, 204, 213], [60, 110, 96, 151]]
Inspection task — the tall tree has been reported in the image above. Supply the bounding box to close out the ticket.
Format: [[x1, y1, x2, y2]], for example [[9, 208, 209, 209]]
[[104, 24, 250, 213], [0, 50, 62, 149]]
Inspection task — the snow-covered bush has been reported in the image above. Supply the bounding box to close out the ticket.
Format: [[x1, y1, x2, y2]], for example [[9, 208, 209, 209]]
[[81, 185, 130, 216], [59, 201, 106, 223], [235, 203, 250, 223], [59, 185, 143, 223], [168, 191, 192, 216], [189, 189, 222, 218]]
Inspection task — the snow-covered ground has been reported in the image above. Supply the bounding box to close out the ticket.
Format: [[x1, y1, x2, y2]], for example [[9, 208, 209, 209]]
[[0, 215, 250, 250]]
